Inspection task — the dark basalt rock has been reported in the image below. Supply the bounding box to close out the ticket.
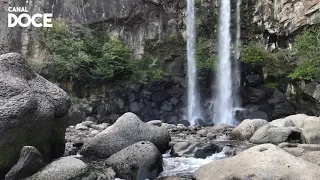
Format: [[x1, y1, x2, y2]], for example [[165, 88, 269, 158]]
[[106, 141, 163, 180], [5, 146, 44, 180], [0, 53, 70, 177]]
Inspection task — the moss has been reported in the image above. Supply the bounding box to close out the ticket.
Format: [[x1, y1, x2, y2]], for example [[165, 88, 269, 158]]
[[144, 34, 184, 59], [196, 38, 217, 71], [264, 82, 279, 89]]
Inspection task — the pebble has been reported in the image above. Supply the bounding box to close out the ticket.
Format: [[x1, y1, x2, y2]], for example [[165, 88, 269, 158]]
[[75, 124, 89, 131], [147, 120, 163, 127], [91, 130, 100, 135], [82, 120, 96, 127], [206, 132, 216, 140], [197, 129, 207, 137]]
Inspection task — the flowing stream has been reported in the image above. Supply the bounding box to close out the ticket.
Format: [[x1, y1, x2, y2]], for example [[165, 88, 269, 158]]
[[159, 151, 226, 178], [214, 0, 234, 125], [187, 0, 201, 125]]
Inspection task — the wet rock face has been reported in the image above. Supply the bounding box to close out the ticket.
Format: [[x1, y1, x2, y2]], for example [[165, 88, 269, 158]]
[[253, 0, 320, 36], [0, 53, 70, 177], [69, 78, 188, 125]]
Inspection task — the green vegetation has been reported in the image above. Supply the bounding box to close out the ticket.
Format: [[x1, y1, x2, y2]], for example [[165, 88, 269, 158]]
[[131, 55, 164, 83], [241, 43, 271, 64], [241, 28, 320, 80], [33, 21, 164, 84], [196, 38, 216, 71], [288, 28, 320, 80]]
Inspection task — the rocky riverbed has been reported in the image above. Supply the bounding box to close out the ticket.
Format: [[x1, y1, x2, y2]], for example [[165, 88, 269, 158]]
[[27, 113, 311, 180], [5, 112, 320, 180]]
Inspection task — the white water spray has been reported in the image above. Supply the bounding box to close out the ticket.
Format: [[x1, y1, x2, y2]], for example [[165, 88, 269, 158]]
[[233, 0, 241, 110], [214, 0, 234, 125], [187, 0, 201, 125]]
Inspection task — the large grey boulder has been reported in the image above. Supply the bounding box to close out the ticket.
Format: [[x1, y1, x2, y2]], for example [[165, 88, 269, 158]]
[[249, 124, 300, 144], [26, 157, 88, 180], [5, 146, 44, 180], [270, 114, 308, 128], [81, 112, 171, 158], [231, 119, 268, 140], [0, 53, 70, 176], [300, 116, 320, 144], [194, 144, 320, 180], [171, 142, 223, 158], [270, 115, 320, 144], [106, 141, 163, 180]]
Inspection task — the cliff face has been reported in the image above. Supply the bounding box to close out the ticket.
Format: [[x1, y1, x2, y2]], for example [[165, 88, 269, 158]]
[[0, 0, 319, 59], [49, 0, 186, 58], [254, 0, 320, 36]]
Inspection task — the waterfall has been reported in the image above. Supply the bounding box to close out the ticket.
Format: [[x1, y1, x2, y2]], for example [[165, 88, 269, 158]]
[[233, 0, 241, 111], [213, 0, 234, 125], [187, 0, 201, 125]]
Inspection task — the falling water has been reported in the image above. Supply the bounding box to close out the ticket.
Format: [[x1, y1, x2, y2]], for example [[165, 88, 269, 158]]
[[213, 0, 234, 125], [187, 0, 201, 125], [233, 0, 241, 111]]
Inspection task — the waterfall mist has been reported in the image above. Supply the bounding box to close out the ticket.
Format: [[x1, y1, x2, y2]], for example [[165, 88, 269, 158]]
[[233, 0, 242, 111], [187, 0, 201, 125], [213, 0, 234, 125]]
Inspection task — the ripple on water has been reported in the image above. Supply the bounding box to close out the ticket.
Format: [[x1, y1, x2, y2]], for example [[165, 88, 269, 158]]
[[159, 150, 227, 178]]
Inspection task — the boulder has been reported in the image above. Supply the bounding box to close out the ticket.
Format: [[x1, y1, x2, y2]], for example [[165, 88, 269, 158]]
[[270, 114, 308, 128], [171, 142, 223, 158], [246, 87, 267, 103], [249, 124, 300, 144], [81, 112, 171, 158], [5, 146, 44, 180], [301, 116, 320, 144], [129, 102, 140, 113], [0, 53, 70, 176], [244, 74, 262, 87], [245, 111, 269, 120], [301, 151, 320, 166], [231, 119, 268, 140], [270, 115, 320, 144], [26, 157, 88, 180], [147, 120, 163, 127], [207, 123, 234, 134], [194, 144, 320, 180], [106, 141, 163, 180]]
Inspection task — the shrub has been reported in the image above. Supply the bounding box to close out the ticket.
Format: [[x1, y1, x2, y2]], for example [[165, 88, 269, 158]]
[[91, 38, 134, 80], [289, 27, 320, 80], [33, 20, 165, 84], [196, 38, 216, 71], [131, 55, 164, 84], [241, 43, 272, 64]]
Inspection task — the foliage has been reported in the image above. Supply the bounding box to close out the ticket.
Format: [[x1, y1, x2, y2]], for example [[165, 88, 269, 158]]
[[131, 55, 164, 84], [39, 21, 97, 81], [241, 43, 295, 78], [196, 38, 216, 71], [288, 60, 317, 80], [289, 27, 320, 80], [90, 38, 134, 80], [241, 28, 320, 80], [36, 21, 163, 83], [241, 43, 272, 64]]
